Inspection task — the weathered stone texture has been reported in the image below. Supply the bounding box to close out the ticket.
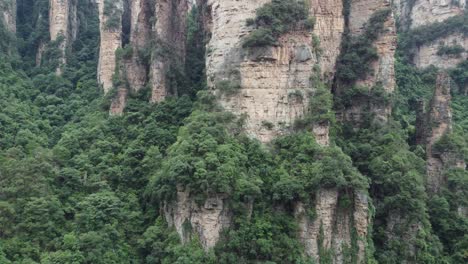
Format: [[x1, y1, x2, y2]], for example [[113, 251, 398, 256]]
[[1, 0, 16, 33], [414, 33, 467, 69], [410, 0, 466, 29], [96, 0, 123, 93], [164, 189, 232, 250], [294, 190, 370, 263]]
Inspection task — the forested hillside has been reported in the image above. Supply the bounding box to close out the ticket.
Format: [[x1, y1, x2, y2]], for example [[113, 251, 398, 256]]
[[0, 0, 466, 263]]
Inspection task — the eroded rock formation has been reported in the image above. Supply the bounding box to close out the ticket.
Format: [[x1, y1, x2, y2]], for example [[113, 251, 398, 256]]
[[294, 190, 370, 263], [423, 72, 467, 194], [97, 0, 123, 93], [1, 0, 16, 33], [150, 0, 190, 103], [163, 189, 231, 250], [345, 0, 397, 123], [410, 0, 466, 29], [309, 0, 345, 81], [202, 0, 329, 142], [406, 0, 467, 69], [49, 0, 78, 73], [414, 32, 467, 69]]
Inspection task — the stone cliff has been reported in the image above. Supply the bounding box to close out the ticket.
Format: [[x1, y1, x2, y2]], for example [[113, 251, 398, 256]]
[[96, 0, 123, 93], [163, 189, 231, 250], [404, 0, 467, 69], [104, 0, 191, 114], [423, 72, 466, 194], [1, 0, 16, 33], [410, 0, 466, 29], [342, 0, 397, 123], [150, 0, 190, 103], [202, 0, 338, 143]]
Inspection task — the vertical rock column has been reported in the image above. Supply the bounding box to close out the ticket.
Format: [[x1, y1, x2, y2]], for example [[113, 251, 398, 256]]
[[110, 0, 153, 115], [295, 125, 370, 263], [424, 72, 466, 194], [1, 0, 16, 33], [49, 0, 78, 74], [97, 0, 123, 93], [308, 0, 345, 81], [202, 0, 319, 142], [347, 0, 397, 123], [124, 0, 152, 91], [150, 0, 190, 103]]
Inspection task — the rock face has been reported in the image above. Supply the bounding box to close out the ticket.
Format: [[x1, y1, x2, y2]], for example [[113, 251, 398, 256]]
[[123, 0, 152, 92], [294, 190, 370, 263], [347, 0, 397, 122], [150, 0, 190, 103], [97, 0, 123, 93], [406, 0, 467, 69], [203, 0, 326, 142], [309, 0, 345, 81], [1, 0, 16, 33], [413, 33, 467, 69], [410, 0, 466, 29], [163, 189, 231, 250], [423, 72, 467, 194], [49, 0, 78, 73]]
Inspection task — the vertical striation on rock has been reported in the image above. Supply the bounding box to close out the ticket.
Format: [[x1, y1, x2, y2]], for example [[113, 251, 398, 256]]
[[163, 188, 231, 250], [124, 0, 152, 92], [423, 72, 467, 194], [347, 0, 397, 123], [309, 0, 345, 81], [97, 0, 123, 93], [203, 0, 322, 142], [1, 0, 16, 33], [150, 0, 190, 103], [294, 189, 370, 263], [49, 0, 78, 74]]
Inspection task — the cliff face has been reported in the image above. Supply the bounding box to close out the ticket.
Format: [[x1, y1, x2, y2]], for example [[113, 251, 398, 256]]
[[294, 190, 370, 263], [424, 72, 466, 193], [97, 0, 123, 93], [150, 0, 190, 103], [49, 0, 78, 73], [410, 0, 465, 29], [163, 189, 231, 250], [346, 0, 397, 123], [203, 0, 320, 143], [413, 32, 467, 69], [123, 0, 152, 92], [1, 0, 16, 33], [407, 0, 467, 69], [309, 0, 345, 81]]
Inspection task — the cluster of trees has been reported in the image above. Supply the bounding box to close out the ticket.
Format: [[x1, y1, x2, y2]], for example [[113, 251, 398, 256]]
[[243, 0, 315, 48]]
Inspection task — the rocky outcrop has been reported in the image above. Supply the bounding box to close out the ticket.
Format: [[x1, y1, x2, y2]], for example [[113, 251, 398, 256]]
[[294, 190, 370, 263], [309, 0, 345, 81], [413, 33, 467, 69], [348, 0, 397, 122], [202, 0, 325, 142], [109, 88, 128, 115], [163, 189, 231, 250], [97, 0, 123, 93], [410, 0, 466, 29], [423, 72, 467, 194], [49, 0, 78, 73], [123, 0, 152, 92], [1, 0, 16, 33], [150, 0, 190, 103]]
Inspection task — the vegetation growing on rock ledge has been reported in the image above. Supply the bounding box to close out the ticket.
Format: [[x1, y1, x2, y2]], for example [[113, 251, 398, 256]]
[[243, 0, 315, 48]]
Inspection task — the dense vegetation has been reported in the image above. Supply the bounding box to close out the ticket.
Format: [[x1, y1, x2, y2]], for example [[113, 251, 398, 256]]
[[0, 1, 467, 264], [243, 0, 314, 48]]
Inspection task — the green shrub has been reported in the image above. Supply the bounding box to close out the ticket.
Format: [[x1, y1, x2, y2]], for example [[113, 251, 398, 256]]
[[437, 44, 465, 57], [243, 0, 313, 48]]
